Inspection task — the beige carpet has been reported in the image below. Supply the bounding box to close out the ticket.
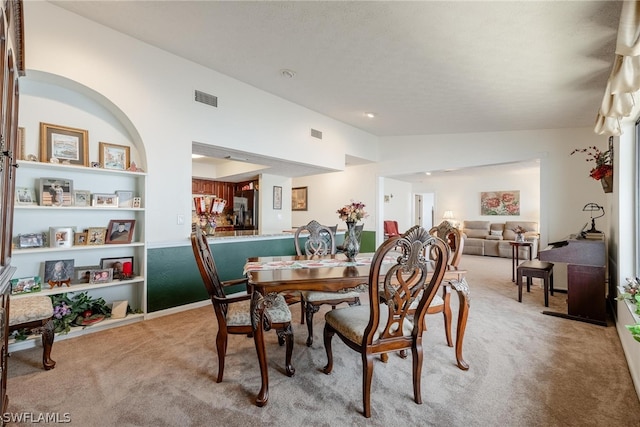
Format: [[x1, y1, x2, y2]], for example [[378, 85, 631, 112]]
[[6, 255, 640, 426]]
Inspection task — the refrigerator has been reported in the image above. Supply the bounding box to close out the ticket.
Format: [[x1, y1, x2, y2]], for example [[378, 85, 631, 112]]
[[233, 189, 258, 230]]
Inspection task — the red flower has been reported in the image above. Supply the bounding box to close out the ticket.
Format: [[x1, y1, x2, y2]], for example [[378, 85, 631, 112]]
[[571, 146, 612, 181]]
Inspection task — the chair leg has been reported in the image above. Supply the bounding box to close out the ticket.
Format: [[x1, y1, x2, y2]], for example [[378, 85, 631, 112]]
[[362, 353, 375, 418], [300, 297, 306, 325], [412, 341, 424, 405], [41, 319, 56, 370], [322, 324, 335, 375], [277, 324, 295, 377], [442, 290, 453, 347], [305, 304, 320, 347], [517, 271, 523, 302], [215, 329, 228, 383]]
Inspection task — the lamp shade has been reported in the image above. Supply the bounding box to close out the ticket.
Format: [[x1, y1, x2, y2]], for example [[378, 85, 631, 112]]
[[442, 210, 455, 220]]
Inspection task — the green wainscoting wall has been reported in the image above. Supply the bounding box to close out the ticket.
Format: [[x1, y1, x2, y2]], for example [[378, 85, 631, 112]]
[[147, 231, 376, 313]]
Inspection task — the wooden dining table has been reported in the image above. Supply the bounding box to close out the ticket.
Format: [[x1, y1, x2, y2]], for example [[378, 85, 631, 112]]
[[245, 252, 470, 407]]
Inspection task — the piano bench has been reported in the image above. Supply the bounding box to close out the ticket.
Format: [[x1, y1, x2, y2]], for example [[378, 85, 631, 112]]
[[516, 260, 554, 307]]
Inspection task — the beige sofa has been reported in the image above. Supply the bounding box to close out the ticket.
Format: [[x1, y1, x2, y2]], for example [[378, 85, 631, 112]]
[[461, 220, 539, 258]]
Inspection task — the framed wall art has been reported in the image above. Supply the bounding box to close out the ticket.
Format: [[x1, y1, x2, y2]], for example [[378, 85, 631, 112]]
[[292, 186, 307, 211], [105, 219, 135, 244], [15, 186, 36, 205], [39, 122, 89, 166], [99, 142, 130, 170], [273, 186, 282, 210], [74, 231, 87, 246], [18, 233, 45, 249], [87, 227, 107, 245], [100, 256, 134, 279], [480, 190, 520, 216], [49, 226, 75, 248], [92, 193, 118, 207], [40, 177, 73, 206]]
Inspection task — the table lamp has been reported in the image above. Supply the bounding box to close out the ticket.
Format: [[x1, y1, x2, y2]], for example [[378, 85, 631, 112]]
[[582, 203, 604, 233], [442, 210, 456, 227]]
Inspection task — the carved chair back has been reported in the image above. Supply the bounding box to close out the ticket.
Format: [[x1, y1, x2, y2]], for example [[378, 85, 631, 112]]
[[429, 221, 464, 268], [191, 225, 230, 319], [294, 220, 336, 256]]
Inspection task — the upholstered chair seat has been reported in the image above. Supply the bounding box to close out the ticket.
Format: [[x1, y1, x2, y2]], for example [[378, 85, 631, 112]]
[[226, 294, 292, 326]]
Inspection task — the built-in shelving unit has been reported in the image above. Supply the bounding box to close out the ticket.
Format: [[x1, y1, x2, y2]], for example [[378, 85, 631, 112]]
[[10, 160, 147, 350]]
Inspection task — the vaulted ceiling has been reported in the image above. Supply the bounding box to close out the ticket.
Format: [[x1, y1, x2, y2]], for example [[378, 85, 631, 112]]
[[49, 1, 622, 181]]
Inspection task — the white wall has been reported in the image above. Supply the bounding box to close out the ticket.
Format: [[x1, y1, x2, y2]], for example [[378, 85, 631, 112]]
[[258, 174, 292, 234]]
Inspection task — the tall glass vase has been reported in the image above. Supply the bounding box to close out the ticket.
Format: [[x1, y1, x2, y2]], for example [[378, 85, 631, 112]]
[[343, 221, 360, 262]]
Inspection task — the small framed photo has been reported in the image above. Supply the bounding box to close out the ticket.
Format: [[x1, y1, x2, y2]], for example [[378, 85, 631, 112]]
[[73, 190, 91, 207], [99, 142, 130, 170], [43, 259, 75, 284], [39, 122, 89, 166], [132, 197, 142, 208], [86, 227, 107, 245], [74, 230, 87, 246], [100, 256, 134, 280], [292, 186, 308, 211], [105, 220, 135, 244], [10, 276, 42, 295], [49, 226, 75, 248], [16, 126, 25, 161], [273, 186, 282, 210], [92, 193, 118, 207], [40, 177, 74, 206], [18, 233, 45, 248], [15, 187, 36, 205], [74, 265, 100, 284], [116, 190, 134, 208], [89, 268, 113, 284]]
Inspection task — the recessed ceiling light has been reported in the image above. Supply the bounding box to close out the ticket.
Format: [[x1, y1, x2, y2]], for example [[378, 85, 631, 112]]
[[365, 112, 376, 118], [280, 69, 296, 79], [424, 172, 431, 176]]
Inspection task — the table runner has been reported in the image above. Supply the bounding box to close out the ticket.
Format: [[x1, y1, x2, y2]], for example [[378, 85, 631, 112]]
[[243, 255, 397, 275]]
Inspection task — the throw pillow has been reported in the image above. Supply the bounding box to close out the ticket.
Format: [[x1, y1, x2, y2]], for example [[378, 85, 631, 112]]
[[490, 230, 503, 236]]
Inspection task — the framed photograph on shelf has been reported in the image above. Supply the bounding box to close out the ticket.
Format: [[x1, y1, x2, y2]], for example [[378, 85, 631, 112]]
[[39, 122, 89, 166], [15, 187, 36, 205], [105, 219, 135, 244], [40, 177, 73, 206], [116, 190, 133, 208], [132, 197, 142, 208], [74, 265, 100, 284], [74, 230, 87, 246], [100, 256, 134, 280], [43, 259, 74, 284], [292, 186, 308, 211], [89, 268, 113, 284], [18, 233, 45, 249], [273, 186, 282, 210], [73, 190, 91, 207], [92, 193, 118, 207], [99, 142, 130, 170], [86, 227, 107, 245], [10, 276, 42, 295], [49, 226, 74, 248]]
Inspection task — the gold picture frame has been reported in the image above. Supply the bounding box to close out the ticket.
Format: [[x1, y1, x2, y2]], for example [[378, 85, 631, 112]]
[[39, 122, 89, 166], [292, 187, 307, 211], [99, 142, 130, 170]]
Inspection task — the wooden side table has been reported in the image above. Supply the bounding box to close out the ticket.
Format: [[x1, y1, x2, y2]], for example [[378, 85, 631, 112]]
[[510, 241, 533, 281]]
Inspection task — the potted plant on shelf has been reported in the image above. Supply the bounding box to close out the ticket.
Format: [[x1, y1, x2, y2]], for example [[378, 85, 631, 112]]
[[570, 145, 613, 193]]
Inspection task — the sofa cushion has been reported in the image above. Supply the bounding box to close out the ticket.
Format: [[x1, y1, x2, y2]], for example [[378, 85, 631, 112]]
[[463, 221, 490, 238]]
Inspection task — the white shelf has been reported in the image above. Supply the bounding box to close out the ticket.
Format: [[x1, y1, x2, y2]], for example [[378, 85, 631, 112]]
[[13, 242, 144, 255], [8, 313, 145, 352], [16, 160, 146, 177], [11, 276, 144, 298], [15, 205, 143, 212]]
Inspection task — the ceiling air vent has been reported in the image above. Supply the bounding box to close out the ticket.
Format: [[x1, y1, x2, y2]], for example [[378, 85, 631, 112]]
[[310, 128, 323, 139], [195, 90, 218, 107]]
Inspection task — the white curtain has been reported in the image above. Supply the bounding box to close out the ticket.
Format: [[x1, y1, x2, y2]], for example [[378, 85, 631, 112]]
[[595, 0, 640, 136]]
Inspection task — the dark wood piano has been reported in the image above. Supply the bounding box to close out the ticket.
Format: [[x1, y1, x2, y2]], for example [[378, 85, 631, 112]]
[[539, 236, 607, 326]]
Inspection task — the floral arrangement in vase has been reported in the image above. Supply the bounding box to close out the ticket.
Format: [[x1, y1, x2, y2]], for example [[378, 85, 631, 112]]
[[616, 277, 640, 342], [570, 146, 613, 181], [336, 200, 368, 223], [513, 225, 526, 242]]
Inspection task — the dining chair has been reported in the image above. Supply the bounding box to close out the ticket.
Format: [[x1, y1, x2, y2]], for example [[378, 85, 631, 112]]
[[294, 220, 361, 347], [190, 225, 294, 382], [322, 225, 450, 418], [383, 220, 400, 239]]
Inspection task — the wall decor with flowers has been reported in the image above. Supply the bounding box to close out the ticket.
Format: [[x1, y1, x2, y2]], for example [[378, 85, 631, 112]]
[[570, 138, 614, 193], [480, 190, 520, 215]]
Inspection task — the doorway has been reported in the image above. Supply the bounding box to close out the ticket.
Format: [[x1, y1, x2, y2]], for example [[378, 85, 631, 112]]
[[414, 193, 434, 229]]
